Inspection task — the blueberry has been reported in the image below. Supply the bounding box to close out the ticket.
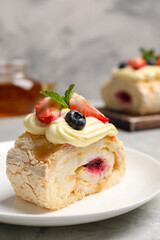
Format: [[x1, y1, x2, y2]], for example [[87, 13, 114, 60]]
[[147, 58, 156, 65], [65, 110, 86, 130], [118, 62, 127, 68]]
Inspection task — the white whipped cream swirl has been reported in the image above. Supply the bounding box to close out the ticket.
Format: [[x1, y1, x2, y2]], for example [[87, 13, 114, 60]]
[[23, 112, 118, 147]]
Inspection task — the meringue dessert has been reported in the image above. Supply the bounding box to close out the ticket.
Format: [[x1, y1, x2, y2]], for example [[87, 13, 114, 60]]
[[102, 48, 160, 115], [6, 84, 125, 210]]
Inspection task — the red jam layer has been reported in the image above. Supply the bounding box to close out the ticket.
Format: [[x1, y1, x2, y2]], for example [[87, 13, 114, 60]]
[[84, 157, 108, 174], [115, 90, 132, 104]]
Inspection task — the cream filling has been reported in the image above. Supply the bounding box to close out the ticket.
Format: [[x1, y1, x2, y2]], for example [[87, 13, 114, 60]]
[[23, 113, 118, 147], [112, 66, 160, 82]]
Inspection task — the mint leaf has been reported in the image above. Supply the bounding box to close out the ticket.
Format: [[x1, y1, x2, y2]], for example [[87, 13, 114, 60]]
[[40, 84, 76, 108], [140, 47, 156, 61], [64, 84, 75, 104], [40, 90, 68, 108]]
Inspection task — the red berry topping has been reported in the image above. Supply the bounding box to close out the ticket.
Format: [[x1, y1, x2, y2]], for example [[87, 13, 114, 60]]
[[127, 57, 147, 69], [36, 97, 62, 124], [127, 59, 133, 65], [69, 93, 109, 123], [156, 57, 160, 66]]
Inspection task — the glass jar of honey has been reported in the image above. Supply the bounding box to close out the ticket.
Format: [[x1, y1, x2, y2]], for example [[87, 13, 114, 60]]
[[0, 60, 41, 117]]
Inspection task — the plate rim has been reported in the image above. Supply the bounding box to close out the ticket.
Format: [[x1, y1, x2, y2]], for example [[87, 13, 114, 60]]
[[0, 140, 160, 225]]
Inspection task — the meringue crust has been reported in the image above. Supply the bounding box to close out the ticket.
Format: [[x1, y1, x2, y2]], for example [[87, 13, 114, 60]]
[[6, 132, 125, 210]]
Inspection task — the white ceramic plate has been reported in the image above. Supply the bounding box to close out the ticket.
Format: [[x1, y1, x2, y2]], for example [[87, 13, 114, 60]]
[[0, 141, 160, 226]]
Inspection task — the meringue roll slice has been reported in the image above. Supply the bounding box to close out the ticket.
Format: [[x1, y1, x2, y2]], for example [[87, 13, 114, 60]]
[[6, 85, 126, 210], [102, 66, 160, 115], [6, 132, 125, 210]]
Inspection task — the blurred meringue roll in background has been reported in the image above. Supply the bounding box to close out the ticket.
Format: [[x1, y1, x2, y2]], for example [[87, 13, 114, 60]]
[[6, 85, 125, 210], [101, 48, 160, 115]]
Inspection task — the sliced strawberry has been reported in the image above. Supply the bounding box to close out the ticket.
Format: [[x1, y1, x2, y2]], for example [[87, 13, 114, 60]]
[[69, 93, 109, 123], [36, 97, 62, 124], [156, 57, 160, 66], [127, 59, 133, 65], [127, 57, 146, 69]]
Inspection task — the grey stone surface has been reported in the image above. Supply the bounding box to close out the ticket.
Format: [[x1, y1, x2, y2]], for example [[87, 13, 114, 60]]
[[0, 0, 160, 238], [0, 0, 160, 99], [0, 113, 160, 240]]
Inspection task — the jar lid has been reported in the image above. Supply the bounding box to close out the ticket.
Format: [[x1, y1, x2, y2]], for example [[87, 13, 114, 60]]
[[11, 59, 28, 67], [0, 59, 28, 73]]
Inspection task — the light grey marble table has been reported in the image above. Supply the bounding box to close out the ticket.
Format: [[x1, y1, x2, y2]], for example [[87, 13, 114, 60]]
[[0, 115, 160, 240]]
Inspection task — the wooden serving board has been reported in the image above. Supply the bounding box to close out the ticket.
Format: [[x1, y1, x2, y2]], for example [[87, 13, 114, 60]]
[[98, 108, 160, 131]]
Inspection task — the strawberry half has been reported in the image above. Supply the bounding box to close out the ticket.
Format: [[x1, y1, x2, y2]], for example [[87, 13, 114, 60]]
[[156, 57, 160, 66], [36, 97, 62, 124], [69, 93, 109, 123], [127, 57, 146, 69]]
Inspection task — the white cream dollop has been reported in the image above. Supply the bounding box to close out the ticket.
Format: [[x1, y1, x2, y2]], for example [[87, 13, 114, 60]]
[[23, 112, 118, 147], [23, 113, 47, 135], [45, 117, 117, 147]]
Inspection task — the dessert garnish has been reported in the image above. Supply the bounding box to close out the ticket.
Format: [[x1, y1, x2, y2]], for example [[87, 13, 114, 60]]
[[36, 97, 62, 124], [37, 84, 109, 126], [156, 57, 160, 65], [69, 92, 109, 122], [24, 85, 115, 147], [127, 57, 146, 69], [118, 62, 128, 68], [118, 47, 160, 69], [140, 47, 157, 62], [65, 110, 86, 130]]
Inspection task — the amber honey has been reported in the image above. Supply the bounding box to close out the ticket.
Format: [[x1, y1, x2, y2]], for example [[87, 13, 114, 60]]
[[0, 60, 41, 117]]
